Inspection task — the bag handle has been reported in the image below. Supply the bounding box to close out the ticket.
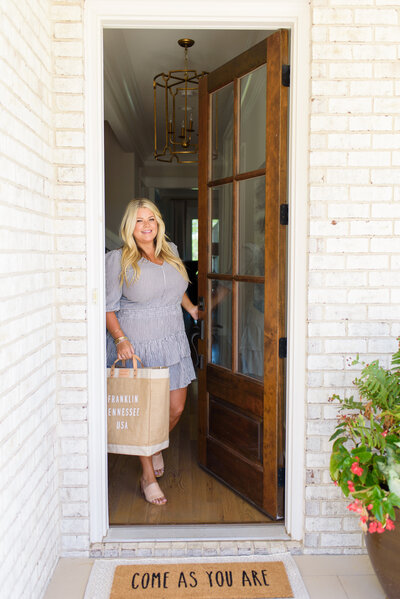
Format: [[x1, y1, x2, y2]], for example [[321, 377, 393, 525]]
[[110, 354, 143, 377]]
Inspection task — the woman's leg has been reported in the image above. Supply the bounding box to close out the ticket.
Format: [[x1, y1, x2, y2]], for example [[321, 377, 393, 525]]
[[150, 387, 187, 484], [138, 455, 166, 504], [169, 386, 188, 432]]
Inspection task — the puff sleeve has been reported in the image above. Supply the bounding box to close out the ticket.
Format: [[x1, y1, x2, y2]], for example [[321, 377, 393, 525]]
[[168, 241, 179, 257], [105, 249, 123, 312]]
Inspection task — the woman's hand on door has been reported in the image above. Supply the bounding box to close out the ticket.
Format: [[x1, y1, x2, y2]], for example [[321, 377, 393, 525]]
[[181, 293, 199, 321]]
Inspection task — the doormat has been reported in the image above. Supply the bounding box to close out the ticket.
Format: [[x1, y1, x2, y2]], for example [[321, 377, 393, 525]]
[[111, 561, 292, 598], [84, 554, 310, 599]]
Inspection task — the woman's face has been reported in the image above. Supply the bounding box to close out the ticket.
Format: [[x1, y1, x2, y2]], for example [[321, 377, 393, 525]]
[[133, 207, 158, 246]]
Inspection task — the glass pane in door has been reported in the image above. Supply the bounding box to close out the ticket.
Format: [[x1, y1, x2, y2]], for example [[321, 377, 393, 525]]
[[238, 282, 264, 380], [211, 83, 234, 180], [238, 176, 265, 276], [210, 280, 232, 369], [211, 184, 232, 274], [239, 65, 266, 173]]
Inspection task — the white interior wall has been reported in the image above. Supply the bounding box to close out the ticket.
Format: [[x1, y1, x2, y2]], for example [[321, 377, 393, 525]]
[[104, 121, 138, 241]]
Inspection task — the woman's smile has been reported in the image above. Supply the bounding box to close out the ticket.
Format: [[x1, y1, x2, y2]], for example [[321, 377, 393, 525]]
[[134, 207, 158, 242]]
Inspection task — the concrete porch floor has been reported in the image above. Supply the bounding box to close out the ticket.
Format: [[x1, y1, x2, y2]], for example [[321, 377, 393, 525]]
[[43, 554, 386, 599]]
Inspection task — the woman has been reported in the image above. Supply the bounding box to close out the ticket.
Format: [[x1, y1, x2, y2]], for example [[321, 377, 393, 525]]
[[105, 198, 198, 505]]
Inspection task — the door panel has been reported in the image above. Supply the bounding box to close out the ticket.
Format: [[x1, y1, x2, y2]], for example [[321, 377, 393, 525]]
[[207, 364, 263, 418], [209, 397, 262, 462], [206, 438, 263, 506], [198, 29, 289, 519]]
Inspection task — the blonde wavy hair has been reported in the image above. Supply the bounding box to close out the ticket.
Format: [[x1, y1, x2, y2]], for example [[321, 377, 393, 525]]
[[119, 198, 189, 286]]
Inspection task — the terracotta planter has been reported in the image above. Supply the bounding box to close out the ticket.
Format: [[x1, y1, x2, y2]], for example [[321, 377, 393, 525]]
[[365, 508, 400, 599]]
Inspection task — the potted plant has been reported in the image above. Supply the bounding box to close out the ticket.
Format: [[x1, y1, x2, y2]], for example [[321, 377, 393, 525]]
[[329, 342, 400, 599]]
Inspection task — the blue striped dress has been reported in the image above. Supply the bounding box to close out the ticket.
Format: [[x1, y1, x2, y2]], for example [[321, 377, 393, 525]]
[[105, 243, 196, 391]]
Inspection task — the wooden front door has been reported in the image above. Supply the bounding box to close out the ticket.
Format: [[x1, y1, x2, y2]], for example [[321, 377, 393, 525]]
[[197, 30, 289, 519]]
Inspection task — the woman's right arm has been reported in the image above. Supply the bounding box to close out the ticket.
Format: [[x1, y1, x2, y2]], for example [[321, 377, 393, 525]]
[[106, 311, 135, 360], [105, 250, 135, 361]]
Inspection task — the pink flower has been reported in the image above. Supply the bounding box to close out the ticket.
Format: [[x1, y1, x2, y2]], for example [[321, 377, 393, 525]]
[[377, 522, 385, 534], [347, 499, 362, 514], [382, 431, 388, 437], [347, 480, 355, 493], [350, 462, 364, 476], [360, 515, 368, 524], [369, 521, 378, 533], [386, 519, 395, 531], [367, 504, 373, 511]]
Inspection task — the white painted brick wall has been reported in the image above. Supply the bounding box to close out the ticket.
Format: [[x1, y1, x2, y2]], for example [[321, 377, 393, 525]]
[[51, 0, 89, 559], [307, 0, 400, 553], [0, 0, 59, 597]]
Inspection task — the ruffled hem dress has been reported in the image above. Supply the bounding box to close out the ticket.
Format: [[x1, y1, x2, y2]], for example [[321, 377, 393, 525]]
[[105, 243, 196, 391]]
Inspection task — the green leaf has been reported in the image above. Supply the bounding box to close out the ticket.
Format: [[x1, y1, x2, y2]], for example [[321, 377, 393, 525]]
[[330, 427, 346, 442], [386, 503, 396, 521], [332, 437, 349, 451], [373, 499, 384, 523], [351, 448, 373, 462]]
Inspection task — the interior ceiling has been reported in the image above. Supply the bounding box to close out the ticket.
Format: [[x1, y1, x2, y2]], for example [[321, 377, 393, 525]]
[[103, 28, 272, 167]]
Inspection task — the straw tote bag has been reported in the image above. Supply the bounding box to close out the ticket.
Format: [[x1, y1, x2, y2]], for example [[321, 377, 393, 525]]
[[107, 355, 170, 456]]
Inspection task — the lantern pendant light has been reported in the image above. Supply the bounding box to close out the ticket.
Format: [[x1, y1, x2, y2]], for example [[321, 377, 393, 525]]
[[153, 39, 207, 163]]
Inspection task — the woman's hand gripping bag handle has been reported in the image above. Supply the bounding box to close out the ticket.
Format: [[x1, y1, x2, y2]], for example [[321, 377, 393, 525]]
[[109, 354, 143, 377]]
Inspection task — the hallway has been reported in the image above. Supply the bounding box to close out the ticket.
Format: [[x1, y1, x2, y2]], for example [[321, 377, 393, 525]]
[[108, 382, 272, 525]]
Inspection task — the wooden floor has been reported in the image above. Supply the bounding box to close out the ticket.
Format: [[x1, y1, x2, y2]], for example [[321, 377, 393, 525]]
[[108, 382, 272, 525]]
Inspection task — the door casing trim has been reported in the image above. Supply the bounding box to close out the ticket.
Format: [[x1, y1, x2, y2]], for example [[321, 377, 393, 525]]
[[85, 0, 310, 544]]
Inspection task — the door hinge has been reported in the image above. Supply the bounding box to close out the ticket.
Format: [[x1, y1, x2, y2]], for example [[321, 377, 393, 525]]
[[278, 467, 285, 487], [279, 337, 287, 359], [280, 203, 288, 225], [282, 64, 290, 87]]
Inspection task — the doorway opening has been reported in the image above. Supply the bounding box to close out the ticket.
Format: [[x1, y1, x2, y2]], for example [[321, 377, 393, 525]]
[[103, 27, 287, 527]]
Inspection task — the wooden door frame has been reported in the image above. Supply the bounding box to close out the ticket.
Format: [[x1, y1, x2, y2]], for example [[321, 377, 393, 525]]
[[84, 0, 310, 544]]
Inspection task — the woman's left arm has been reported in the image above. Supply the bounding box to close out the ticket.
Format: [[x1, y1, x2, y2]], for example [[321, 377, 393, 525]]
[[181, 293, 198, 320]]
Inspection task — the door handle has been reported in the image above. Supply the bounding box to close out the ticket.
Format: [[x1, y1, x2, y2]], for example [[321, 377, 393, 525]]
[[198, 296, 205, 311], [199, 320, 205, 340]]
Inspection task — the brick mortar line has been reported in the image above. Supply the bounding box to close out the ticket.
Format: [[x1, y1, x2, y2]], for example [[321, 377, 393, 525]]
[[0, 47, 53, 106], [0, 380, 57, 429], [2, 7, 53, 76], [0, 157, 54, 188], [0, 491, 59, 585], [0, 345, 57, 388], [0, 94, 54, 147], [0, 419, 58, 506]]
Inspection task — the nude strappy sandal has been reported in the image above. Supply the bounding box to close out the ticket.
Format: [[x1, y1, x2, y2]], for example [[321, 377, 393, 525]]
[[152, 452, 164, 478], [140, 479, 167, 505]]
